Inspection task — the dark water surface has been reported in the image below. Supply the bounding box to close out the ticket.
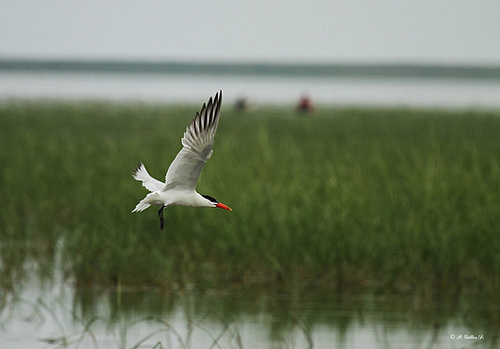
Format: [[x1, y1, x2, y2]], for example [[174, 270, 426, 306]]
[[1, 279, 497, 349]]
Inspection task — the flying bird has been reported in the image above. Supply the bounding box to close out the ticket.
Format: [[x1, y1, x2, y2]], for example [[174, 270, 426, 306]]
[[132, 90, 231, 230]]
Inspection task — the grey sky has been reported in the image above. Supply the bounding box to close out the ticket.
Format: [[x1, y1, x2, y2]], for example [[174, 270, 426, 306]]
[[2, 0, 500, 64]]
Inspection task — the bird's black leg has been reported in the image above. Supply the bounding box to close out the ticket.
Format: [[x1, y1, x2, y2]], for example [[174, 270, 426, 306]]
[[158, 206, 165, 230]]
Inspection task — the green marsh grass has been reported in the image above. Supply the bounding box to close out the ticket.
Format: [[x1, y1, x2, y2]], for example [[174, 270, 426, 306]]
[[1, 101, 499, 299]]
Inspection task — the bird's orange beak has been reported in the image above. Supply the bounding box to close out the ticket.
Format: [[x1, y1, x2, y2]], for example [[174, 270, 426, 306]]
[[216, 202, 232, 211]]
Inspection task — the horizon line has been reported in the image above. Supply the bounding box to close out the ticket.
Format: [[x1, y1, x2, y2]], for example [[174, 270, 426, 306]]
[[2, 57, 500, 80]]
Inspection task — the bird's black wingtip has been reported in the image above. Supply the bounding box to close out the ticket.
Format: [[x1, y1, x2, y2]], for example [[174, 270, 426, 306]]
[[205, 90, 222, 109], [132, 162, 143, 175]]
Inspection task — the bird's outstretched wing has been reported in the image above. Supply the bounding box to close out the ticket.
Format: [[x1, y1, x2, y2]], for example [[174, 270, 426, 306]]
[[163, 90, 223, 191], [133, 162, 165, 192]]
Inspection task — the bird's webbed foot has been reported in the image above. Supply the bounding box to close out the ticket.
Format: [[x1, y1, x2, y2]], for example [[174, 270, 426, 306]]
[[158, 206, 165, 230]]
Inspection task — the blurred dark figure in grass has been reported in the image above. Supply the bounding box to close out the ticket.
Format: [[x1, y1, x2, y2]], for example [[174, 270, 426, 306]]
[[296, 93, 314, 113], [235, 95, 249, 111]]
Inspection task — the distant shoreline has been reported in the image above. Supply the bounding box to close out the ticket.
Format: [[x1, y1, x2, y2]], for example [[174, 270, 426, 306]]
[[2, 58, 500, 80]]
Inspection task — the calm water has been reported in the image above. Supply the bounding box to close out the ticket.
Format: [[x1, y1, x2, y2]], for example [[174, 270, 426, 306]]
[[2, 71, 500, 108], [1, 279, 497, 349]]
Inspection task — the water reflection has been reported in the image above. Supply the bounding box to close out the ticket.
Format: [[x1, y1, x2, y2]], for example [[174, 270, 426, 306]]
[[1, 281, 498, 349]]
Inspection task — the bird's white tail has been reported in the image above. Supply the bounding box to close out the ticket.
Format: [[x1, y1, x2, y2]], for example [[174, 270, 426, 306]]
[[132, 163, 164, 213], [132, 199, 151, 213]]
